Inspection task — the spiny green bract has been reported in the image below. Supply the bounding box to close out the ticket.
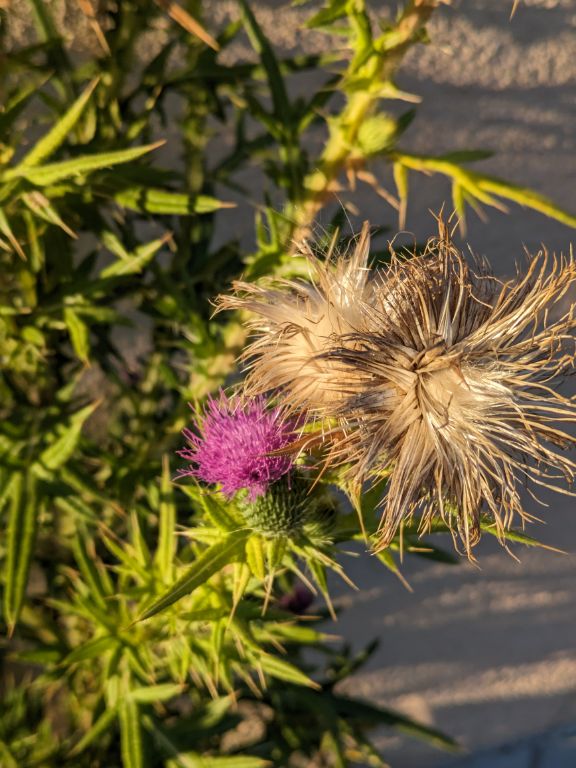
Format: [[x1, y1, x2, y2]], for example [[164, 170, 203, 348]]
[[239, 474, 337, 540]]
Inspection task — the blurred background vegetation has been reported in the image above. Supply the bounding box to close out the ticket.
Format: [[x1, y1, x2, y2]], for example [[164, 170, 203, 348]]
[[1, 1, 575, 766]]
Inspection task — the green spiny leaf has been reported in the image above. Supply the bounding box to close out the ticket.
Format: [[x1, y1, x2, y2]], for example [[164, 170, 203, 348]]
[[245, 534, 266, 580], [476, 173, 576, 228], [374, 548, 412, 591], [393, 162, 409, 228], [0, 472, 19, 517], [258, 652, 320, 689], [100, 235, 169, 278], [23, 210, 44, 272], [113, 187, 235, 215], [307, 0, 349, 29], [64, 635, 119, 665], [3, 472, 38, 634], [119, 699, 144, 768], [4, 142, 164, 186], [38, 401, 99, 472], [64, 307, 90, 363], [394, 151, 576, 229], [480, 518, 565, 552], [266, 536, 287, 571], [238, 0, 291, 123], [0, 743, 19, 768], [129, 684, 184, 704], [231, 561, 251, 610], [20, 78, 99, 167], [179, 483, 244, 532], [73, 524, 114, 609], [69, 706, 118, 757], [155, 455, 177, 583], [22, 192, 77, 239], [171, 757, 271, 768], [139, 529, 250, 621]]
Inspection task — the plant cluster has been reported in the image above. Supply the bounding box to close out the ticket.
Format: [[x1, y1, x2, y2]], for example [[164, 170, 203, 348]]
[[1, 1, 574, 766]]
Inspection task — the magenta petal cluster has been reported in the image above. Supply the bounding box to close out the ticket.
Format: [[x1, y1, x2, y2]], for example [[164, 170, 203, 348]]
[[178, 392, 297, 500]]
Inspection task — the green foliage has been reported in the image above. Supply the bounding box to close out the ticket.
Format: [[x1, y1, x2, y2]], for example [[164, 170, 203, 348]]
[[0, 1, 571, 766]]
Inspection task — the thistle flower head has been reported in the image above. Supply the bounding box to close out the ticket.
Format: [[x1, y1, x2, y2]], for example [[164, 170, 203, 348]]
[[178, 392, 297, 500], [220, 221, 576, 554], [217, 225, 373, 413]]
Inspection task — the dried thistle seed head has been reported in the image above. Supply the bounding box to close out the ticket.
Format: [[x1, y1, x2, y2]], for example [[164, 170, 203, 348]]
[[322, 227, 576, 554], [220, 220, 576, 555], [216, 224, 374, 414]]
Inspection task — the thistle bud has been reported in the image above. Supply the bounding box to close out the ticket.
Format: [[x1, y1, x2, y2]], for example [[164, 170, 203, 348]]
[[239, 475, 309, 538], [239, 475, 338, 541]]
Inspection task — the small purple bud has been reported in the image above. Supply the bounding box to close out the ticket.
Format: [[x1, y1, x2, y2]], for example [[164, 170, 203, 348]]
[[277, 584, 315, 614]]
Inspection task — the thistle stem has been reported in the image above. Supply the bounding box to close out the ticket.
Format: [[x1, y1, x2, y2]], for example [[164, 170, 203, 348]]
[[289, 0, 443, 242]]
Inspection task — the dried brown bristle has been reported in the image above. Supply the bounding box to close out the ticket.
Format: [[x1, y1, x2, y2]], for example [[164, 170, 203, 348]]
[[218, 221, 576, 556]]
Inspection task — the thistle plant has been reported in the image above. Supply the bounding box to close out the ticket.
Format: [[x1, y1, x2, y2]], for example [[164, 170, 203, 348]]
[[1, 1, 575, 766]]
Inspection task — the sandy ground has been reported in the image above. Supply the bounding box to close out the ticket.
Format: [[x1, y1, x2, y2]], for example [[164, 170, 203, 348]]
[[7, 1, 576, 765]]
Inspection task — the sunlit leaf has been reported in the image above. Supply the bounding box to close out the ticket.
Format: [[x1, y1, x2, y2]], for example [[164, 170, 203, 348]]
[[171, 757, 271, 768], [245, 534, 266, 580], [480, 518, 565, 553], [374, 548, 412, 591], [38, 401, 99, 472], [394, 151, 576, 229], [393, 162, 409, 228], [179, 483, 244, 532], [258, 653, 321, 689], [307, 0, 349, 29], [3, 472, 38, 634], [20, 78, 99, 167], [129, 684, 185, 704], [69, 706, 118, 757], [155, 455, 177, 583], [119, 699, 144, 768], [64, 307, 90, 363], [4, 142, 164, 186], [113, 187, 235, 215], [22, 191, 77, 239], [139, 530, 250, 621], [64, 635, 119, 665], [100, 235, 169, 278]]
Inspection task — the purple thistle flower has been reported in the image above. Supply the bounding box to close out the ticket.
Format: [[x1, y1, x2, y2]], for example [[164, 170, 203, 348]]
[[178, 392, 297, 500]]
